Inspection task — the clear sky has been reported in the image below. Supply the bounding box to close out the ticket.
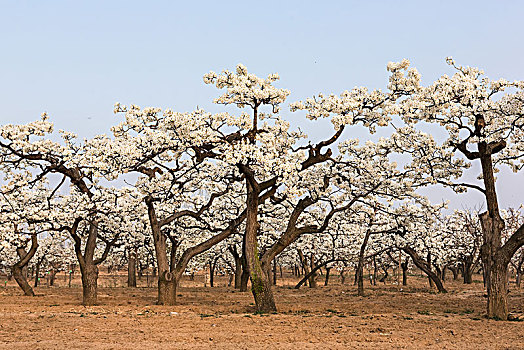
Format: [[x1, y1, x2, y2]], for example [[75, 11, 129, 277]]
[[1, 0, 523, 209]]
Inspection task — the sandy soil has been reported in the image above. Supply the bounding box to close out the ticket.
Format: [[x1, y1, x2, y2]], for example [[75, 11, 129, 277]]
[[0, 273, 523, 349]]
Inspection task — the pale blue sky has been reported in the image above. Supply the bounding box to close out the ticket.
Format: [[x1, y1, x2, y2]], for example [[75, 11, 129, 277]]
[[1, 0, 523, 209]]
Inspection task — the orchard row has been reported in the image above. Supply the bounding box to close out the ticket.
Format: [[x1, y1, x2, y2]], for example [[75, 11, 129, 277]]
[[1, 59, 523, 319]]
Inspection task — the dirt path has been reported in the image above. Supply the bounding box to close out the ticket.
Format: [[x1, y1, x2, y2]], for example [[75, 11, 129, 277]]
[[1, 275, 522, 349]]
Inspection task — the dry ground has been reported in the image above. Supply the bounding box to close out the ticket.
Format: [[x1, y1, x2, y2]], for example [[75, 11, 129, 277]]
[[0, 272, 523, 349]]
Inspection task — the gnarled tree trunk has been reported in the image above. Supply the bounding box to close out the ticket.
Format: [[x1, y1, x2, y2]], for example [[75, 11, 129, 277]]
[[243, 178, 276, 313], [12, 236, 38, 296], [12, 265, 34, 296], [480, 211, 508, 319], [403, 247, 446, 293]]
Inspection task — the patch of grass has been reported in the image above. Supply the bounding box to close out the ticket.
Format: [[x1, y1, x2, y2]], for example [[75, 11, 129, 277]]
[[199, 313, 214, 318], [417, 310, 431, 315], [294, 309, 311, 315], [463, 309, 474, 314]]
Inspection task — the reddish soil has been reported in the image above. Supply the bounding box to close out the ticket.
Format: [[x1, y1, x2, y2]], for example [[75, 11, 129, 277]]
[[0, 273, 523, 349]]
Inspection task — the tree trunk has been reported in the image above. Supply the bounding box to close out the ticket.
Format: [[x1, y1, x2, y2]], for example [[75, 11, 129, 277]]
[[356, 228, 372, 296], [234, 256, 242, 289], [243, 177, 276, 313], [34, 257, 44, 288], [240, 268, 249, 292], [229, 246, 243, 289], [12, 237, 38, 296], [463, 260, 473, 284], [237, 239, 250, 292], [209, 261, 215, 287], [297, 249, 312, 286], [373, 257, 377, 286], [480, 211, 508, 319], [157, 271, 177, 305], [147, 199, 175, 305], [324, 267, 331, 286], [308, 254, 317, 288], [340, 269, 346, 284], [12, 264, 34, 296], [401, 260, 408, 286], [403, 247, 446, 293], [128, 250, 137, 288], [80, 263, 98, 306], [426, 252, 434, 289], [272, 259, 277, 286], [356, 265, 364, 295], [295, 260, 338, 289], [379, 268, 389, 284], [138, 265, 143, 280], [49, 269, 57, 286], [449, 266, 459, 280]]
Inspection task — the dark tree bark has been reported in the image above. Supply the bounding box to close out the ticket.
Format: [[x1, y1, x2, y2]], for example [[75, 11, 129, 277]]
[[241, 173, 276, 313], [356, 227, 372, 296], [480, 211, 508, 319], [295, 259, 340, 289], [401, 259, 409, 286], [373, 257, 377, 286], [272, 259, 277, 285], [308, 254, 317, 288], [379, 268, 389, 284], [127, 249, 137, 288], [80, 262, 98, 305], [12, 235, 38, 296], [465, 138, 524, 319], [515, 254, 524, 288], [145, 193, 247, 305], [324, 267, 331, 286], [209, 257, 219, 287], [426, 252, 434, 289], [239, 239, 249, 292], [228, 246, 243, 289], [69, 218, 115, 306], [449, 265, 459, 280], [49, 269, 57, 286], [463, 258, 474, 284], [297, 249, 312, 287], [403, 247, 446, 293], [33, 255, 45, 288]]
